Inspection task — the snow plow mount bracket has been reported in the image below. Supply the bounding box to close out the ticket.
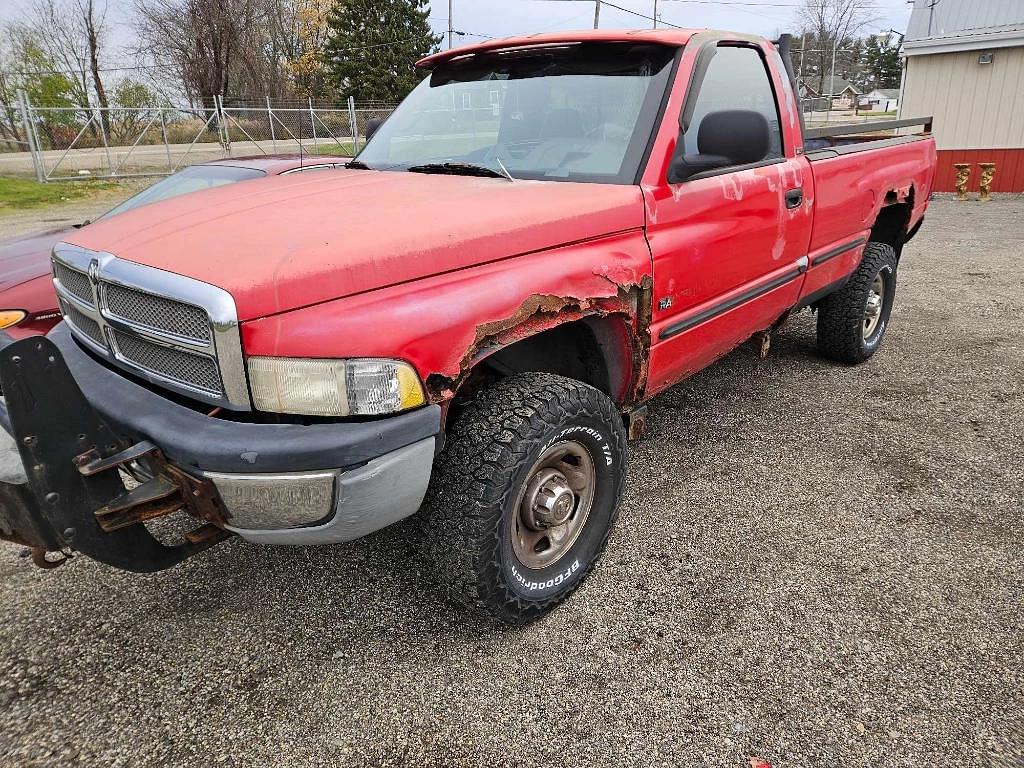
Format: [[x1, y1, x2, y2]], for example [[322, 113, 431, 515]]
[[0, 333, 232, 573]]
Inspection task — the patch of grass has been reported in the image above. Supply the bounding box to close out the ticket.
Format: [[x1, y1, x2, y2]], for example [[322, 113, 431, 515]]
[[0, 176, 120, 210], [307, 141, 363, 156]]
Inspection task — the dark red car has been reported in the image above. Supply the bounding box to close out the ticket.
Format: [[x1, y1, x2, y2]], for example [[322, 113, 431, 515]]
[[0, 155, 348, 338]]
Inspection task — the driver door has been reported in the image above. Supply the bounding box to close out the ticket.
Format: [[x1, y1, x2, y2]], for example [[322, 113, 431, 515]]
[[644, 41, 813, 395]]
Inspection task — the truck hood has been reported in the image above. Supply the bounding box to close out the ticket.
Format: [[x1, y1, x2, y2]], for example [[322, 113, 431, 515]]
[[65, 170, 645, 321]]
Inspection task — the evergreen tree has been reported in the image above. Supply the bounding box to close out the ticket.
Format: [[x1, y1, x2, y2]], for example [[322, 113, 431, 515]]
[[859, 34, 902, 90], [322, 0, 440, 103]]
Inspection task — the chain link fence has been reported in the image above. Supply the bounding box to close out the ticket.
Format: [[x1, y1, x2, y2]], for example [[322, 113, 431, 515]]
[[0, 91, 899, 182], [0, 92, 398, 182]]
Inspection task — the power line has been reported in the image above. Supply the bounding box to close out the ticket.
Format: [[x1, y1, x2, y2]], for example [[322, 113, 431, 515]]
[[538, 0, 795, 27], [1, 63, 166, 77], [597, 0, 687, 28], [662, 0, 888, 6]]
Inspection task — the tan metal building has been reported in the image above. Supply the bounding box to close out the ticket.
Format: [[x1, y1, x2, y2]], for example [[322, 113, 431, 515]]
[[899, 0, 1024, 192]]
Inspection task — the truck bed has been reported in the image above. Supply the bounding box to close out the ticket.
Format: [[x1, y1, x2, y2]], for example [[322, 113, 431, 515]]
[[803, 116, 934, 159], [798, 116, 937, 305]]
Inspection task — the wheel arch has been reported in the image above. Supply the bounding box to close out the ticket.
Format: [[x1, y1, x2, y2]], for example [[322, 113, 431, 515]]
[[436, 311, 644, 429], [870, 186, 916, 259], [481, 313, 639, 403]]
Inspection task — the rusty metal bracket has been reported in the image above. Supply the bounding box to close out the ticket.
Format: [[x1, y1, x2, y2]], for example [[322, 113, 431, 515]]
[[31, 547, 69, 569], [75, 440, 160, 477], [79, 441, 232, 534], [624, 405, 648, 441], [753, 329, 772, 359]]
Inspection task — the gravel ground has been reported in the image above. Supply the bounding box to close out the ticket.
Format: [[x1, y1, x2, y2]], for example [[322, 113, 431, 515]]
[[1, 198, 1022, 768]]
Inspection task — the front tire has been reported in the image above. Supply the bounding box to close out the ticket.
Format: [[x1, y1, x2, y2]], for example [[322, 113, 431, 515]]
[[816, 241, 898, 364], [420, 373, 626, 625]]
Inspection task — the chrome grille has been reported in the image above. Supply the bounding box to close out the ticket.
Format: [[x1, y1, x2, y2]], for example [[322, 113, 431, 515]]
[[53, 262, 94, 305], [51, 244, 250, 409], [111, 331, 222, 394], [59, 298, 106, 347], [104, 283, 211, 343]]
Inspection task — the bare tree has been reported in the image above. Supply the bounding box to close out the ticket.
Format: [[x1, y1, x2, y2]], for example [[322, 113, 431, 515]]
[[270, 0, 336, 99], [136, 0, 296, 105], [796, 0, 877, 95], [134, 0, 335, 105], [19, 0, 110, 112], [80, 0, 110, 117]]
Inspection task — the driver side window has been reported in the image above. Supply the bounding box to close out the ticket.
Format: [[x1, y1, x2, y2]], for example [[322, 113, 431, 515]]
[[683, 45, 784, 160]]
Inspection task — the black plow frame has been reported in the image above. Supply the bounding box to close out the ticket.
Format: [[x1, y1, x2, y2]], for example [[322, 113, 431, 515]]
[[0, 332, 231, 572]]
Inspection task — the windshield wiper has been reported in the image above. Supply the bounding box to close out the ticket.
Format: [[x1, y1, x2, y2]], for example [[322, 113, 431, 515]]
[[345, 159, 372, 170], [406, 162, 512, 181]]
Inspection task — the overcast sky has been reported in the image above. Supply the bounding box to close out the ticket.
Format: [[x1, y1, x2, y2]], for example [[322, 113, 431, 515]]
[[0, 0, 915, 65], [431, 0, 913, 42]]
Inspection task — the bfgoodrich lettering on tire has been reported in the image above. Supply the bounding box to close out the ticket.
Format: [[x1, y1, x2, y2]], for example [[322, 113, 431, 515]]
[[420, 372, 626, 625], [816, 241, 898, 364]]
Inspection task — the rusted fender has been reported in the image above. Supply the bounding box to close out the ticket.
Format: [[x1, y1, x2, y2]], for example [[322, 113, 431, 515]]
[[242, 230, 654, 405]]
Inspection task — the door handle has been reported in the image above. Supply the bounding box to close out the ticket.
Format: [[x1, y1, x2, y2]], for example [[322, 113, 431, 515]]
[[785, 188, 804, 209]]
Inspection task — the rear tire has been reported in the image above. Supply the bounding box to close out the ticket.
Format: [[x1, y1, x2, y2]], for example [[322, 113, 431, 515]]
[[816, 241, 898, 364], [420, 373, 626, 625]]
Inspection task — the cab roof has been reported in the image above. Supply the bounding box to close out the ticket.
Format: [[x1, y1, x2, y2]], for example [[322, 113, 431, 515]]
[[416, 28, 701, 69]]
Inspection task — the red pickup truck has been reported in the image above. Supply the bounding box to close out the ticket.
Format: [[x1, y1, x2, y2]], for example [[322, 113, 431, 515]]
[[0, 29, 936, 624]]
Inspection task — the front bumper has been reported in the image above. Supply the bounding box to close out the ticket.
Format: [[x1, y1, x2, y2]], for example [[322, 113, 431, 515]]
[[0, 326, 441, 570], [218, 438, 434, 545]]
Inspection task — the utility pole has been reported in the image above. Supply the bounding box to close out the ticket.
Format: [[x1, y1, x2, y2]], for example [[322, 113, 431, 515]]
[[797, 33, 806, 83], [927, 0, 941, 37], [653, 0, 658, 29], [593, 0, 601, 29], [826, 36, 838, 122], [796, 32, 806, 115], [448, 0, 454, 49]]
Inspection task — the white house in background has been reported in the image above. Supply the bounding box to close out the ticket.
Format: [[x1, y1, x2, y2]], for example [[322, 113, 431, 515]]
[[799, 76, 861, 109], [859, 89, 900, 113]]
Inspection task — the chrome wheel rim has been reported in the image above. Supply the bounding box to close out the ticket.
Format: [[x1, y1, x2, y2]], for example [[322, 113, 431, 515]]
[[864, 272, 885, 339], [512, 440, 595, 569]]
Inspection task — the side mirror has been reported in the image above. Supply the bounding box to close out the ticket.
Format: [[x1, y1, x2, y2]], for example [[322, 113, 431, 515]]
[[668, 153, 733, 183], [365, 117, 383, 141], [668, 109, 771, 183]]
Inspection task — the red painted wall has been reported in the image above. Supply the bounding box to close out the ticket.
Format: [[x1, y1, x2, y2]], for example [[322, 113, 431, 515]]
[[933, 148, 1024, 193]]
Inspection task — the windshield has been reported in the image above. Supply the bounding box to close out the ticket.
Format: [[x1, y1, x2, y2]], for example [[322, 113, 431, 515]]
[[99, 165, 266, 220], [356, 43, 676, 184]]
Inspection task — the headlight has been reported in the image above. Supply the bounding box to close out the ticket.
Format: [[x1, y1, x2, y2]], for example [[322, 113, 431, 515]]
[[0, 310, 26, 329], [248, 357, 426, 417]]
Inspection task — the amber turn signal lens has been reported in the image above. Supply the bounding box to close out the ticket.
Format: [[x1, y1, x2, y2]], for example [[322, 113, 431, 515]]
[[0, 310, 26, 329]]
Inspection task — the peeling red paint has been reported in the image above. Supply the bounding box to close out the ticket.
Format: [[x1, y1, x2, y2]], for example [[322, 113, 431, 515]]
[[424, 276, 652, 405]]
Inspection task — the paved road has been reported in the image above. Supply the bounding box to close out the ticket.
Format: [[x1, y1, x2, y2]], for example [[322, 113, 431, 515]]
[[1, 198, 1022, 767]]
